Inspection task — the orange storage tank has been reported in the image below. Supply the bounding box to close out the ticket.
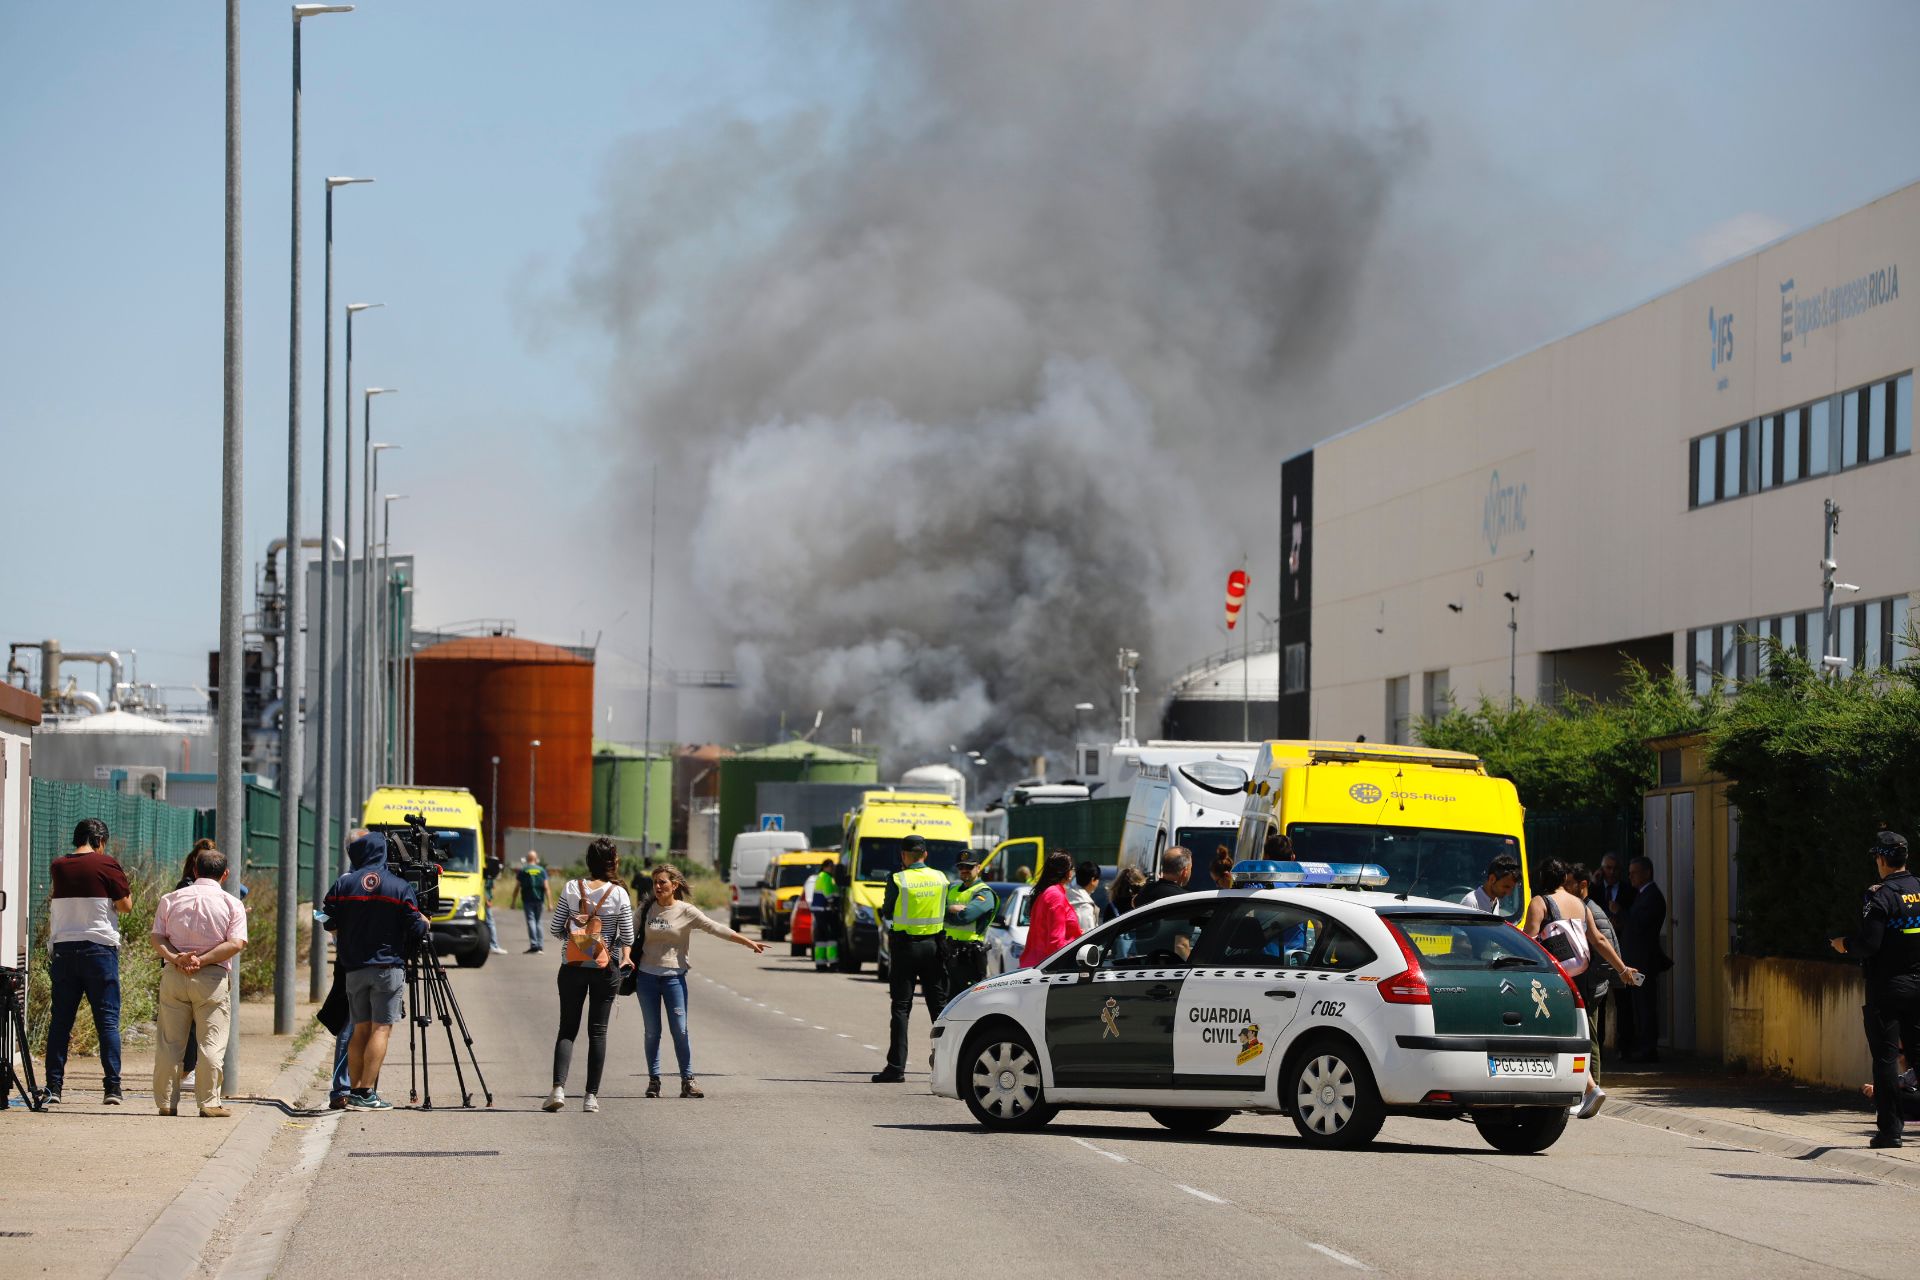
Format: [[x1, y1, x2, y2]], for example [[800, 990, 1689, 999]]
[[413, 636, 594, 840]]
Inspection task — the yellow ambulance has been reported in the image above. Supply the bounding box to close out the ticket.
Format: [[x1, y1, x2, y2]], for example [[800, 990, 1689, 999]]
[[836, 791, 973, 975], [362, 785, 494, 968], [1233, 742, 1531, 919]]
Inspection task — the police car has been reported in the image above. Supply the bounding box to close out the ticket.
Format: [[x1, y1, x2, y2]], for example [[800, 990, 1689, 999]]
[[928, 861, 1589, 1152]]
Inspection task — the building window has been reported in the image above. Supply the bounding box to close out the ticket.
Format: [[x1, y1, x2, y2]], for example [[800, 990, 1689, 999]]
[[1691, 373, 1910, 509], [1385, 676, 1410, 746], [1283, 642, 1306, 695], [1422, 669, 1450, 722]]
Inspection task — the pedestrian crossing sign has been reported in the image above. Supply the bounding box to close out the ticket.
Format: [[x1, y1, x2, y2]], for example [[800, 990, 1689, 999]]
[[760, 814, 784, 831]]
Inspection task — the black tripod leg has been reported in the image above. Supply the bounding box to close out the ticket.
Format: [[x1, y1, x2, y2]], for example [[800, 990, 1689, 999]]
[[406, 957, 422, 1105], [3, 973, 44, 1113], [426, 951, 492, 1108]]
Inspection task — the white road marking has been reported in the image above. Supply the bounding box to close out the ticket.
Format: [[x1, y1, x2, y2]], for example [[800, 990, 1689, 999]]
[[772, 1009, 785, 1015], [862, 1044, 882, 1052], [1069, 1136, 1126, 1163], [1308, 1243, 1371, 1271], [791, 1016, 807, 1023], [1175, 1184, 1229, 1205], [755, 1002, 768, 1007], [836, 1033, 852, 1039], [812, 1025, 828, 1031]]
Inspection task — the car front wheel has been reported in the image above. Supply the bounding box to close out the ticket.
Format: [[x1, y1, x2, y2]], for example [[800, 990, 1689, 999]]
[[1285, 1037, 1385, 1148], [1473, 1106, 1569, 1154], [960, 1026, 1058, 1130]]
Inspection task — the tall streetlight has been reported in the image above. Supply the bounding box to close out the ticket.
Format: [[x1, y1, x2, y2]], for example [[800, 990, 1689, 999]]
[[217, 0, 246, 1094], [279, 0, 353, 1038], [490, 755, 501, 862], [1504, 591, 1521, 706], [379, 492, 407, 783], [312, 175, 370, 1002], [529, 739, 541, 836], [364, 427, 398, 796], [340, 302, 381, 827]]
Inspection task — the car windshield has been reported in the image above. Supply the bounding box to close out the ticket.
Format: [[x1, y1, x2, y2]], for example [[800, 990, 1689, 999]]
[[857, 837, 970, 881], [370, 824, 478, 873], [1287, 823, 1523, 917], [1387, 912, 1553, 970], [1178, 827, 1240, 866], [777, 863, 826, 888]]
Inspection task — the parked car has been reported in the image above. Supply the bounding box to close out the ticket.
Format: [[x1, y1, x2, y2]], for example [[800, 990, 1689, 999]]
[[983, 883, 1031, 977]]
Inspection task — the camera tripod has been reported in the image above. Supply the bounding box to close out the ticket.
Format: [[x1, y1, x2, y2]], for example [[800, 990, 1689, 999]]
[[1, 967, 46, 1112], [403, 944, 492, 1109]]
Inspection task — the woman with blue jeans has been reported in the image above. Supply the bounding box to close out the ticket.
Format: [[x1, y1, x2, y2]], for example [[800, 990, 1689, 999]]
[[635, 864, 764, 1098]]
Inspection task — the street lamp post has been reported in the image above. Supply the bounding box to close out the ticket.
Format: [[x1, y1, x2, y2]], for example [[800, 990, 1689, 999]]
[[380, 492, 407, 783], [279, 0, 353, 1038], [217, 0, 246, 1093], [362, 417, 397, 796], [311, 175, 370, 1002], [340, 302, 381, 830], [529, 739, 541, 837], [1504, 591, 1521, 706]]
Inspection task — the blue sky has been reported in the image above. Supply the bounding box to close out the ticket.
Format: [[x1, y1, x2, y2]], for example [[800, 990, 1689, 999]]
[[5, 2, 1920, 705]]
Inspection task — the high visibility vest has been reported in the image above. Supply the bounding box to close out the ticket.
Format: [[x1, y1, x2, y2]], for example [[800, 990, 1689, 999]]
[[890, 865, 948, 936], [945, 878, 995, 942]]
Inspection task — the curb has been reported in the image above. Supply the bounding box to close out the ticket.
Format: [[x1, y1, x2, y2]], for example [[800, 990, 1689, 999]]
[[107, 1030, 336, 1280], [1606, 1099, 1920, 1191]]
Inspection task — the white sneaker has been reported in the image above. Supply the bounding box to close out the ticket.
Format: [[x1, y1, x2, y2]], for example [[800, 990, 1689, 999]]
[[180, 1071, 195, 1090], [542, 1086, 565, 1113], [489, 945, 509, 954], [1574, 1082, 1606, 1120], [583, 1094, 599, 1113]]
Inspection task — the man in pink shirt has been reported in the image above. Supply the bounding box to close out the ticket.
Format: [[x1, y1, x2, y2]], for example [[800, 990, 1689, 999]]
[[149, 847, 248, 1116]]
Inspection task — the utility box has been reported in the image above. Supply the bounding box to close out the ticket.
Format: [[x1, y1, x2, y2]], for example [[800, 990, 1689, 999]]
[[0, 683, 41, 971]]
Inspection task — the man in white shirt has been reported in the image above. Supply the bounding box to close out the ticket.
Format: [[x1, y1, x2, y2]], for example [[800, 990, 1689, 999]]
[[1461, 853, 1522, 917]]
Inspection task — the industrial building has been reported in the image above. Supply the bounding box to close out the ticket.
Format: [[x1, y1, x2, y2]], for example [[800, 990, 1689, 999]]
[[1273, 179, 1916, 743]]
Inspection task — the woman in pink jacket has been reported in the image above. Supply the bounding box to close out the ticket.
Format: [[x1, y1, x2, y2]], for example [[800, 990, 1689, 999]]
[[1022, 851, 1082, 967]]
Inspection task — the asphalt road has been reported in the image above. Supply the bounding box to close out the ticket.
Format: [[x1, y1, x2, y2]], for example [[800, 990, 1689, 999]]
[[265, 914, 1919, 1280]]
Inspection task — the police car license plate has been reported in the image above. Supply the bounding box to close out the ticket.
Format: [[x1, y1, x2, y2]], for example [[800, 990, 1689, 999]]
[[1488, 1056, 1554, 1078]]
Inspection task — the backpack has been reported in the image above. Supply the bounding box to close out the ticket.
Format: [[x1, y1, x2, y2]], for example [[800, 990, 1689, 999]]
[[565, 881, 615, 968], [1536, 894, 1591, 976]]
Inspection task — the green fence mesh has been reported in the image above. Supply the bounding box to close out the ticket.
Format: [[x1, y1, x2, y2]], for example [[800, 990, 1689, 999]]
[[30, 779, 338, 925]]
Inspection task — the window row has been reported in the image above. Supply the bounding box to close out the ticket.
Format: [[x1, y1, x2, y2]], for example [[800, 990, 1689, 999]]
[[1687, 594, 1914, 694], [1384, 668, 1449, 744], [1690, 371, 1912, 508]]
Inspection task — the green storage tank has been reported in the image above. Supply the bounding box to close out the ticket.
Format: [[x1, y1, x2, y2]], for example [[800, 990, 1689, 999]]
[[591, 742, 672, 856], [717, 741, 877, 875]]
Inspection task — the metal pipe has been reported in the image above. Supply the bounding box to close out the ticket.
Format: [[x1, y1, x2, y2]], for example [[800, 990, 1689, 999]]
[[50, 647, 124, 710]]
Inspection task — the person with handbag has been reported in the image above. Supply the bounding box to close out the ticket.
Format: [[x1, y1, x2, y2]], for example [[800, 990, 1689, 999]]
[[543, 839, 634, 1114], [1525, 857, 1638, 1119], [634, 862, 765, 1098]]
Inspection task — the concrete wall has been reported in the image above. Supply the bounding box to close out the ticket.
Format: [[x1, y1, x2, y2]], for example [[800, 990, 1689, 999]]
[[1308, 181, 1919, 739], [1724, 955, 1870, 1090]]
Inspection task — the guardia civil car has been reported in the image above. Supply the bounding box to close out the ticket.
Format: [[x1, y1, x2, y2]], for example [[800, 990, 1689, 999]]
[[928, 861, 1590, 1152]]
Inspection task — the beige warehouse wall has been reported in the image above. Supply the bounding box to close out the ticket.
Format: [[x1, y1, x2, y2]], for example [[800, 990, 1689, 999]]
[[1309, 181, 1920, 736]]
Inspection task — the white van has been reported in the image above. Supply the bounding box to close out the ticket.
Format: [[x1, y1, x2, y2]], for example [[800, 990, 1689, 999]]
[[728, 830, 809, 929], [1115, 746, 1259, 880]]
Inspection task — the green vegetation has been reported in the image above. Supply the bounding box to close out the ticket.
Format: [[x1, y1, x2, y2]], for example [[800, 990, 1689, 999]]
[[1708, 642, 1920, 958]]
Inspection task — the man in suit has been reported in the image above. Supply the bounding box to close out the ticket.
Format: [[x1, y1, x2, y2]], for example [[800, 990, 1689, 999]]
[[1617, 856, 1669, 1062], [1595, 854, 1635, 920]]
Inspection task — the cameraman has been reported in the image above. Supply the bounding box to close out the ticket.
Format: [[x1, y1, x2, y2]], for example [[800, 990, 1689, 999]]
[[323, 831, 429, 1111]]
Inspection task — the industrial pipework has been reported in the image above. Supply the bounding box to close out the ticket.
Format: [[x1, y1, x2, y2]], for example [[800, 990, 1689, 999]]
[[7, 640, 126, 714]]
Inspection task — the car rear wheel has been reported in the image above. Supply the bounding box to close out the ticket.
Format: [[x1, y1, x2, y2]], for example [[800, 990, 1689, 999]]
[[1473, 1106, 1569, 1154], [960, 1026, 1057, 1130], [1149, 1107, 1231, 1135], [1285, 1037, 1384, 1148]]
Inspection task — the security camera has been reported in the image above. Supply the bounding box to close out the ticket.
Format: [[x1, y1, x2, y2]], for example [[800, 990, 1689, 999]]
[[1503, 592, 1520, 603], [1822, 655, 1849, 668], [1835, 583, 1861, 593]]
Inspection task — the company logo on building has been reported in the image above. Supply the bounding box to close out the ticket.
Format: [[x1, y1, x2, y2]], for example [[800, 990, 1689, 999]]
[[1708, 306, 1734, 374], [1482, 469, 1527, 557], [1348, 782, 1382, 805], [1779, 266, 1900, 364]]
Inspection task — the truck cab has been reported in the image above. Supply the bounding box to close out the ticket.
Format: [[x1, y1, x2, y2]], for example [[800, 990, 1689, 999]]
[[1233, 741, 1530, 919], [362, 785, 493, 968]]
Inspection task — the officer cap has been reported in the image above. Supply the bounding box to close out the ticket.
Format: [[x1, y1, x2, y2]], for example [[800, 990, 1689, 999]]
[[901, 834, 927, 852], [1872, 830, 1909, 861], [954, 852, 978, 867]]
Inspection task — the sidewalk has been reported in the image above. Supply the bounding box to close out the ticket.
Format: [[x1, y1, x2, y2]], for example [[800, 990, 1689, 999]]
[[1605, 1056, 1920, 1189], [2, 992, 328, 1278]]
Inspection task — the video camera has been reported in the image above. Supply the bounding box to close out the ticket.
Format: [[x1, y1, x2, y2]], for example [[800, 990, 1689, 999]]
[[386, 813, 444, 909]]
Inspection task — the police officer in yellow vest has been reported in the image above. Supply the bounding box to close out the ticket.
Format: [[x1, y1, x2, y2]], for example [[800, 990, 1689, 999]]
[[871, 834, 952, 1083], [944, 853, 997, 994]]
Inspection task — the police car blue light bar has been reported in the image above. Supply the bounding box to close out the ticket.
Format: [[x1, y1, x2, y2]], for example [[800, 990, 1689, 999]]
[[1231, 860, 1391, 889]]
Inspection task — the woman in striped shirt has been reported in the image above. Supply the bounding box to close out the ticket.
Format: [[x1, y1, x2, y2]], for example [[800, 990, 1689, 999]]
[[543, 839, 634, 1114]]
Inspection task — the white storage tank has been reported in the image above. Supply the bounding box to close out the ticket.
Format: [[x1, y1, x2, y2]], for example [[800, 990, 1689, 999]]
[[900, 763, 967, 812]]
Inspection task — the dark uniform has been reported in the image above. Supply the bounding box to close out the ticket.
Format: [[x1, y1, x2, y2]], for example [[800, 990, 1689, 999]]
[[1839, 834, 1920, 1146], [872, 844, 950, 1083]]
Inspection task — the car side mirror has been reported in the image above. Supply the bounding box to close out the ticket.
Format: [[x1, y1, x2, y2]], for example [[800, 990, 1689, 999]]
[[1074, 943, 1102, 976]]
